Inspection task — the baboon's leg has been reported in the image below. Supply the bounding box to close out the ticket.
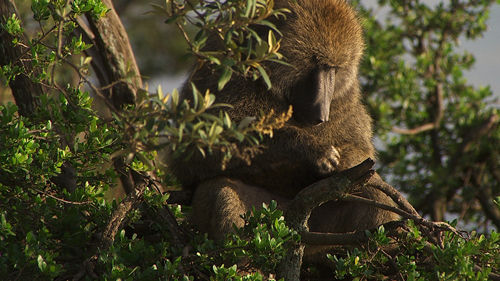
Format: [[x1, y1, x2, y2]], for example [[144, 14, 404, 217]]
[[305, 173, 400, 259], [190, 177, 288, 240], [307, 173, 399, 233]]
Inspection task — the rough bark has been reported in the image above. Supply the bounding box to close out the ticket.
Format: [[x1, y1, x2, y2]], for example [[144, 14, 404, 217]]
[[277, 159, 375, 281], [0, 0, 42, 116], [74, 170, 147, 280], [80, 0, 142, 109]]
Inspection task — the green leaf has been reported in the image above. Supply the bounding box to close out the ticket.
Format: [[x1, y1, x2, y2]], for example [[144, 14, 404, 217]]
[[256, 65, 271, 89], [37, 255, 47, 272], [207, 56, 221, 65], [218, 67, 233, 90], [267, 30, 277, 52], [223, 112, 232, 128], [245, 0, 257, 18], [238, 116, 256, 130]]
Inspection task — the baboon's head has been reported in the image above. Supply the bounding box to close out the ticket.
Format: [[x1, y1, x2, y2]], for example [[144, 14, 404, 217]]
[[270, 0, 364, 125]]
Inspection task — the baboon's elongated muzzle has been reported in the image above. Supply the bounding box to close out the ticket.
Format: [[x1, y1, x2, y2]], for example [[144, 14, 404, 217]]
[[290, 66, 335, 125]]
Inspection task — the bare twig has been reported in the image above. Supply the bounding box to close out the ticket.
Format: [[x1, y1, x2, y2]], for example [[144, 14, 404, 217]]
[[342, 194, 459, 236], [32, 188, 92, 205], [153, 205, 191, 247], [380, 249, 404, 281], [474, 265, 500, 281], [73, 169, 147, 280], [343, 194, 414, 221], [368, 173, 419, 216], [392, 123, 436, 135], [300, 230, 367, 245], [300, 220, 408, 246]]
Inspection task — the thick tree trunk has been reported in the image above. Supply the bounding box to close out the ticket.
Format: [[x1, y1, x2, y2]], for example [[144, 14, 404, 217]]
[[80, 0, 143, 109], [0, 0, 42, 116]]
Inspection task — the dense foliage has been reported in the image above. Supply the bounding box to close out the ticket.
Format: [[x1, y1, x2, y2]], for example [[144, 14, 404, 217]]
[[357, 0, 500, 230], [0, 0, 499, 280]]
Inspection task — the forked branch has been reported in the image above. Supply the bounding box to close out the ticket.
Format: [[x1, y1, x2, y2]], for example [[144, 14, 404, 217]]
[[277, 157, 466, 281], [277, 158, 376, 281]]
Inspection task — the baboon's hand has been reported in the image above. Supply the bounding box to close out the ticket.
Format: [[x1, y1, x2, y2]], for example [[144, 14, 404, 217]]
[[316, 145, 340, 175]]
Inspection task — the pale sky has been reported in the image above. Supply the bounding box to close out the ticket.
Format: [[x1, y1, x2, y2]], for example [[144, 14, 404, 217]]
[[460, 5, 500, 96]]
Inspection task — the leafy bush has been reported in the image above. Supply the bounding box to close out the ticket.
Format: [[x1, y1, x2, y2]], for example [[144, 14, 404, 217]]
[[0, 0, 499, 280]]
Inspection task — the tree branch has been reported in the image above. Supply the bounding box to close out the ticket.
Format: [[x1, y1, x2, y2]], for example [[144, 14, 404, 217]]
[[342, 194, 459, 236], [449, 113, 499, 171], [276, 157, 467, 280], [417, 113, 499, 220], [476, 185, 500, 229], [82, 0, 142, 108], [0, 0, 42, 116], [277, 158, 375, 281], [74, 169, 147, 280], [392, 122, 436, 135], [286, 158, 376, 230], [368, 173, 419, 216], [300, 220, 408, 246]]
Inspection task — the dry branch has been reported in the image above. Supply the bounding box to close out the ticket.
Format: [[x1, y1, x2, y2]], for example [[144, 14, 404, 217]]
[[80, 0, 142, 109], [99, 173, 147, 250], [368, 173, 419, 216], [341, 194, 459, 237], [74, 170, 147, 280], [153, 203, 191, 247], [392, 122, 436, 135], [300, 230, 367, 246], [285, 158, 376, 230], [276, 157, 468, 281], [301, 220, 408, 246], [277, 158, 376, 281]]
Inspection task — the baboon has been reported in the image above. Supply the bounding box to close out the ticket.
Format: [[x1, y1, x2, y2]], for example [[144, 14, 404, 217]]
[[169, 0, 399, 243]]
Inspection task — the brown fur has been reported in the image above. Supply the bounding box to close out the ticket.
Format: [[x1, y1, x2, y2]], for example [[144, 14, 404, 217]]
[[169, 0, 399, 243]]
